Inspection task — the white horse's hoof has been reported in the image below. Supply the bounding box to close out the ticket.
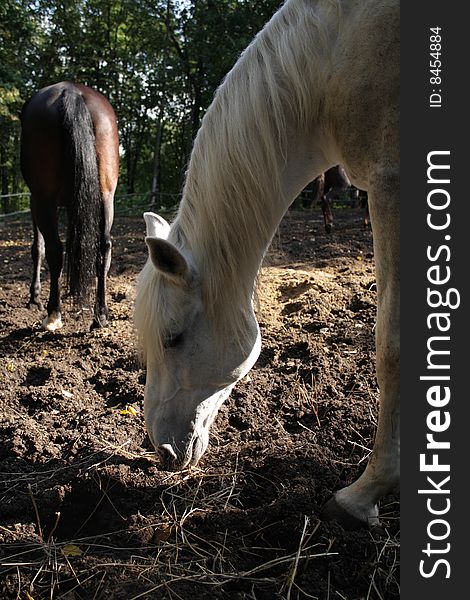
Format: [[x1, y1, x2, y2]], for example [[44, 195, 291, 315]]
[[42, 313, 63, 331], [322, 494, 379, 530]]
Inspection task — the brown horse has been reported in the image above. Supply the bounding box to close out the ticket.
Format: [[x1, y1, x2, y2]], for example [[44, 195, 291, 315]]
[[20, 81, 119, 330]]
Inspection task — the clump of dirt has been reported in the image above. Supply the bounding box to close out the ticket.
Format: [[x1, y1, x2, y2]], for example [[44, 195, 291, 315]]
[[0, 209, 399, 599]]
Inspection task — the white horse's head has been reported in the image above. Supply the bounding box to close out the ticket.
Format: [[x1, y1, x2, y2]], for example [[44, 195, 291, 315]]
[[135, 212, 261, 470]]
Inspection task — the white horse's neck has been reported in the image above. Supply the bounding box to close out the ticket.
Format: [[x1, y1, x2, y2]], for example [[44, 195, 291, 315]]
[[178, 133, 325, 275], [175, 123, 329, 345]]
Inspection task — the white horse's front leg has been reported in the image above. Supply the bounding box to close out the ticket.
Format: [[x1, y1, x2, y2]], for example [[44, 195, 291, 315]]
[[324, 171, 400, 527]]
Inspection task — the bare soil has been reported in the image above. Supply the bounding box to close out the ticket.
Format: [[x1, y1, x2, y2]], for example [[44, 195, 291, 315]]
[[0, 208, 399, 599]]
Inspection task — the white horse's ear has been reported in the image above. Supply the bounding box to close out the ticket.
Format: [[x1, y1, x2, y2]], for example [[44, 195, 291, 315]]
[[145, 236, 188, 282], [143, 212, 171, 239]]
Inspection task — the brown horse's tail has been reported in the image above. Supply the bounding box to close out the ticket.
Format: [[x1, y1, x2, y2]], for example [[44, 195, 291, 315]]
[[59, 88, 101, 307]]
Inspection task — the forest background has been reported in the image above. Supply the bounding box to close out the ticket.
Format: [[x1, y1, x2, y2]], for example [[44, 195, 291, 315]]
[[0, 0, 281, 215]]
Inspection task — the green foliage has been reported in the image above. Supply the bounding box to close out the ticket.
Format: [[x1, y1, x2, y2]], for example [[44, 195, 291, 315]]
[[0, 0, 282, 214], [0, 86, 21, 120]]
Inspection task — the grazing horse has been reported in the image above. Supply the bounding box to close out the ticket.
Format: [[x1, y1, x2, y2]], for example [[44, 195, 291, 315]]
[[20, 82, 119, 330], [135, 0, 399, 528]]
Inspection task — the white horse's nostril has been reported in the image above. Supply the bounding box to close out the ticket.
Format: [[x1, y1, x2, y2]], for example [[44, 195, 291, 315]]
[[156, 443, 180, 471], [158, 443, 177, 460]]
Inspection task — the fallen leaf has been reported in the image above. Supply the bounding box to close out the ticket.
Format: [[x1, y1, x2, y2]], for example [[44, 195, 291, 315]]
[[62, 544, 82, 556]]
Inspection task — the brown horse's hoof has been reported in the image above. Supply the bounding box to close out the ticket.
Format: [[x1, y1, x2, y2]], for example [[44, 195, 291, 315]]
[[321, 496, 378, 530], [42, 312, 63, 331], [27, 299, 43, 311], [90, 315, 108, 330]]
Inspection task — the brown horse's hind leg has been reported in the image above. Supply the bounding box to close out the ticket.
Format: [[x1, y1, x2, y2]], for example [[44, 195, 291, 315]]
[[91, 194, 114, 329], [35, 203, 64, 331], [27, 215, 45, 310]]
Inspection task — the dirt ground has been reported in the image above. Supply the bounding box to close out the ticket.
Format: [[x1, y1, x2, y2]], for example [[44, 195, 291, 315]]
[[0, 208, 399, 599]]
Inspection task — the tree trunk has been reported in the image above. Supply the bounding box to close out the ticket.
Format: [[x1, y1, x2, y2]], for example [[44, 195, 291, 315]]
[[0, 124, 10, 213], [150, 117, 163, 209], [190, 58, 204, 140]]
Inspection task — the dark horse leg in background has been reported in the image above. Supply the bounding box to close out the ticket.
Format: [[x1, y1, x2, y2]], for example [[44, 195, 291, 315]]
[[362, 196, 371, 230], [305, 171, 336, 233], [27, 212, 45, 311], [320, 165, 352, 234], [320, 194, 334, 233], [30, 199, 64, 329], [94, 194, 114, 328]]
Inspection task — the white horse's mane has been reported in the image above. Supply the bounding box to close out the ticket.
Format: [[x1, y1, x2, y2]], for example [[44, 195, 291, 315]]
[[136, 0, 343, 359]]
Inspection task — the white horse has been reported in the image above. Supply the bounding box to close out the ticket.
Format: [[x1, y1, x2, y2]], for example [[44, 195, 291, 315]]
[[135, 0, 399, 528]]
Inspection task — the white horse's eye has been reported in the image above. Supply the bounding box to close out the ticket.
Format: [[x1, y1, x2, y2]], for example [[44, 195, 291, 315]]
[[163, 331, 185, 349]]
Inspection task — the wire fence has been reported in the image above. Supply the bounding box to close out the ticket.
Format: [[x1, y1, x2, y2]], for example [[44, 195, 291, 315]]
[[113, 191, 181, 216], [0, 193, 31, 199], [0, 191, 183, 223], [0, 188, 367, 224]]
